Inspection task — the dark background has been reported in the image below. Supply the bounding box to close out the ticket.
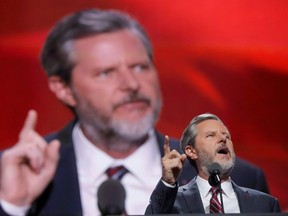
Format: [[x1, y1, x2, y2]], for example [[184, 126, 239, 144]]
[[0, 0, 287, 211]]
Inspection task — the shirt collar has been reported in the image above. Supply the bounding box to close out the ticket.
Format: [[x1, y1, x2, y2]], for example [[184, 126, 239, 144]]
[[120, 130, 161, 185], [73, 123, 113, 181], [72, 123, 161, 184], [196, 175, 212, 198], [196, 175, 235, 198]]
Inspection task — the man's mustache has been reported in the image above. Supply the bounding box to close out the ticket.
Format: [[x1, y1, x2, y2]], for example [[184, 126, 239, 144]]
[[113, 94, 151, 109]]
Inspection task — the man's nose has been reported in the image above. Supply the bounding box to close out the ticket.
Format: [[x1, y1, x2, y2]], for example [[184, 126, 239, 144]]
[[119, 69, 140, 91], [218, 133, 227, 143]]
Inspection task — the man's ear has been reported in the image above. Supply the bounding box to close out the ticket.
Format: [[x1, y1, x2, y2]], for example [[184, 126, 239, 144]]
[[185, 145, 198, 160], [48, 76, 77, 107]]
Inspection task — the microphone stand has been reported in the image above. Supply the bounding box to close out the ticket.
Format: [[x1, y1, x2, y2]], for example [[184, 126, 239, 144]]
[[218, 183, 225, 213]]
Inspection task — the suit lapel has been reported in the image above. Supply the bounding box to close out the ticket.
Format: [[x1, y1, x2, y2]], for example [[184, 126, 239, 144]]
[[53, 120, 83, 215], [178, 179, 205, 213], [232, 182, 253, 213], [33, 121, 83, 215]]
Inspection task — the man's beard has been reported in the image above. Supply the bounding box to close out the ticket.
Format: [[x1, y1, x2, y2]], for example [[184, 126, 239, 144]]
[[73, 93, 162, 146], [196, 147, 236, 179]]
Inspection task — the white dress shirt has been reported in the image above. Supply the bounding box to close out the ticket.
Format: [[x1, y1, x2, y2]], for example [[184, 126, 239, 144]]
[[73, 123, 162, 216], [196, 176, 240, 213]]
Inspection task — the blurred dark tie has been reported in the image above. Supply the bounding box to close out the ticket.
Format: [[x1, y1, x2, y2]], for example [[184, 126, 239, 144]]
[[210, 187, 223, 213], [106, 165, 128, 180]]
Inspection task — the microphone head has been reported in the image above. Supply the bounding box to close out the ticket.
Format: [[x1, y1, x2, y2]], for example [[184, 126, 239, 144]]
[[97, 179, 126, 216], [208, 162, 223, 175], [208, 162, 223, 187]]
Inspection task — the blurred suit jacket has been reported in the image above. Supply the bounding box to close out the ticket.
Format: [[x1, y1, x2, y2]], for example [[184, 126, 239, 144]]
[[0, 120, 269, 215]]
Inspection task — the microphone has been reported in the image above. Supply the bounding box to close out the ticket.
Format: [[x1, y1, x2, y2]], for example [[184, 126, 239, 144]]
[[208, 162, 223, 187], [97, 179, 126, 216]]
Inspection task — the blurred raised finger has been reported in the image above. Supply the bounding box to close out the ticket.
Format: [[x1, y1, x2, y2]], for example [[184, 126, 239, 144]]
[[19, 110, 37, 139]]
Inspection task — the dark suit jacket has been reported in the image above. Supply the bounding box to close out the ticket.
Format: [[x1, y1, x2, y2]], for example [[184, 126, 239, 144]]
[[145, 179, 281, 214], [0, 120, 270, 215]]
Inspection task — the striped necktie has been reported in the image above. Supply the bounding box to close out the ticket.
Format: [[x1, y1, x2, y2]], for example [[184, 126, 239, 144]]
[[106, 165, 128, 180], [210, 187, 223, 213]]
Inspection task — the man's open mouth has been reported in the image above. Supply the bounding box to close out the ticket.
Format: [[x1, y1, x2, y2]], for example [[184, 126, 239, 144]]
[[217, 146, 229, 155]]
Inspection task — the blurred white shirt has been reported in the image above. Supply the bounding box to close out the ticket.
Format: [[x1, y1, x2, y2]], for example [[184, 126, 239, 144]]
[[73, 123, 162, 216]]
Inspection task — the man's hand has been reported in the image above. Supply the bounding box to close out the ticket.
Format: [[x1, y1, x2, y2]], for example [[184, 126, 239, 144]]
[[0, 110, 60, 206], [161, 135, 187, 185]]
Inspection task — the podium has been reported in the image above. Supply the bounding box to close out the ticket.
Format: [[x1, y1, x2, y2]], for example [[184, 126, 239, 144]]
[[144, 214, 288, 216]]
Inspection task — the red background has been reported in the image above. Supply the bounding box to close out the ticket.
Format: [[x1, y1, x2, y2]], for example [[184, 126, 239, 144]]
[[0, 0, 287, 211]]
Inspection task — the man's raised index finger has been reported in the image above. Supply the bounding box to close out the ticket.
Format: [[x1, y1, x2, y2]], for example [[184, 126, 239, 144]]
[[20, 110, 37, 137], [163, 135, 171, 155]]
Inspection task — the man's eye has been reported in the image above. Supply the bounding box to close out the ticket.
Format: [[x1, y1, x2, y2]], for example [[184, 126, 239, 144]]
[[133, 64, 149, 72], [98, 69, 114, 77]]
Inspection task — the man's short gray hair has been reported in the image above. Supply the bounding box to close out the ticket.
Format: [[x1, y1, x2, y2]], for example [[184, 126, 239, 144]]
[[40, 9, 153, 83]]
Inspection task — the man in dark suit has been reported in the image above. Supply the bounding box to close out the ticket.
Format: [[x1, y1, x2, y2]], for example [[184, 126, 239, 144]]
[[145, 113, 280, 214], [0, 9, 269, 216]]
